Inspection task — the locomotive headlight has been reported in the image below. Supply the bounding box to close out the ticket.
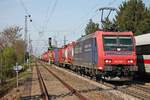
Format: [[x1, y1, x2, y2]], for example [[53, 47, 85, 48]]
[[105, 59, 112, 64], [105, 60, 109, 63], [128, 59, 134, 63]]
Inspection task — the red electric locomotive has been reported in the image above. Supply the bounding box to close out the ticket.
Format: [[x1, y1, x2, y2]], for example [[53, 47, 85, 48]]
[[73, 31, 138, 81]]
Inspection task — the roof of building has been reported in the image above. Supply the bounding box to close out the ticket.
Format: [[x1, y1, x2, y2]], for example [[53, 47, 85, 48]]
[[135, 33, 150, 46]]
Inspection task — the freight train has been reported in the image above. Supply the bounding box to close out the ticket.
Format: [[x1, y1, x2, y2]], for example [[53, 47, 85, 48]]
[[41, 50, 54, 63], [136, 33, 150, 77], [41, 31, 138, 81]]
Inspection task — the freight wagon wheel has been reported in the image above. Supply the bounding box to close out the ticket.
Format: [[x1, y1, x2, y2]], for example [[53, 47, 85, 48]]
[[96, 74, 102, 81], [90, 69, 96, 79]]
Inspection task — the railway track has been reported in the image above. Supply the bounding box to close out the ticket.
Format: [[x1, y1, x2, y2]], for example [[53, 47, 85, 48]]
[[112, 85, 149, 100], [45, 62, 150, 100], [35, 62, 50, 100], [43, 62, 128, 99], [88, 76, 150, 100], [37, 61, 150, 100], [131, 84, 150, 93], [40, 62, 88, 100], [89, 77, 150, 100], [101, 81, 150, 100]]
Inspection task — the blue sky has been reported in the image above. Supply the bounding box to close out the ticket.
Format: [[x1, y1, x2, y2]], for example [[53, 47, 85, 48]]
[[0, 0, 150, 56]]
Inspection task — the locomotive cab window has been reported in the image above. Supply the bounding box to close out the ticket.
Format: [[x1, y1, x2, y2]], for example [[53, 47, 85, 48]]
[[103, 36, 117, 46], [103, 36, 133, 51], [119, 37, 132, 46]]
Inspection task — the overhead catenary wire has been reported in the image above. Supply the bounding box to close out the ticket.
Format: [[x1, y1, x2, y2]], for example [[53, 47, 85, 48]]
[[19, 0, 40, 32], [37, 0, 58, 50], [72, 3, 100, 34], [72, 0, 117, 35], [42, 0, 58, 34], [18, 0, 118, 56], [18, 0, 46, 56], [98, 0, 117, 27], [107, 0, 117, 6], [41, 0, 53, 34], [19, 0, 29, 15], [38, 0, 59, 53], [73, 12, 99, 35]]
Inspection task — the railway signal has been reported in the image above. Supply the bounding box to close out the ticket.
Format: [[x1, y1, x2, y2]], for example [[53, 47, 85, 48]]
[[48, 37, 52, 47]]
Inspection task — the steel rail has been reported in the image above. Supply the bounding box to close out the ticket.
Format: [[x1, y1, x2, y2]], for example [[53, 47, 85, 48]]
[[96, 79, 150, 100], [40, 61, 150, 100], [118, 87, 150, 100], [131, 84, 150, 94], [96, 80, 150, 100], [41, 63, 88, 100], [36, 62, 50, 100]]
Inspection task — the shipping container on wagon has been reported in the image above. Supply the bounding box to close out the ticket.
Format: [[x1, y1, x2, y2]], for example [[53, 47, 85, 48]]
[[66, 42, 76, 64], [48, 50, 55, 63], [41, 51, 49, 62], [58, 48, 63, 63], [53, 48, 59, 63], [62, 45, 68, 63]]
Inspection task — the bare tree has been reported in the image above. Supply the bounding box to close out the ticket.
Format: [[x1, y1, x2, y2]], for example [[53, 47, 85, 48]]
[[0, 26, 22, 49], [0, 26, 23, 85]]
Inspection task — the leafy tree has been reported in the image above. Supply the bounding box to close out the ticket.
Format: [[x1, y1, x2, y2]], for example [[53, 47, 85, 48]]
[[0, 26, 24, 85], [13, 40, 25, 64], [85, 19, 99, 35], [115, 0, 150, 35], [101, 18, 117, 31], [2, 47, 16, 78]]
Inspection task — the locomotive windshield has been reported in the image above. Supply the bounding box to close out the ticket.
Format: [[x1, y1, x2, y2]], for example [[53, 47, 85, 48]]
[[103, 36, 133, 51], [119, 37, 132, 46]]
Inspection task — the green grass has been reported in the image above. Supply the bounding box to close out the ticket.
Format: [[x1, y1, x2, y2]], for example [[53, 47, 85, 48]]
[[9, 70, 31, 82], [0, 69, 32, 98]]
